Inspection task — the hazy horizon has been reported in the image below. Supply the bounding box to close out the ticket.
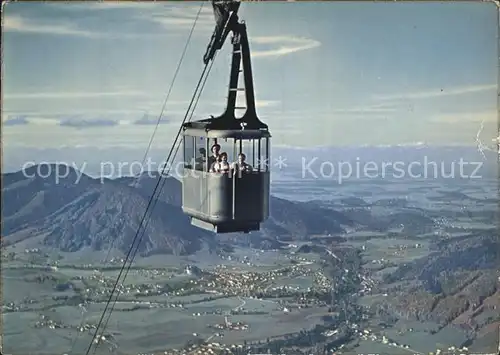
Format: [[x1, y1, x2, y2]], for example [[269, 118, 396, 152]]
[[3, 1, 498, 167]]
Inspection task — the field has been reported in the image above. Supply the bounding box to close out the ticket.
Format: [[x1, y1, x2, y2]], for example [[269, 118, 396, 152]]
[[3, 172, 499, 355], [2, 246, 322, 355]]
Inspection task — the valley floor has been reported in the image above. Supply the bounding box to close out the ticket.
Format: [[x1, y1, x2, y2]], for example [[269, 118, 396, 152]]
[[3, 177, 499, 355], [3, 232, 499, 355]]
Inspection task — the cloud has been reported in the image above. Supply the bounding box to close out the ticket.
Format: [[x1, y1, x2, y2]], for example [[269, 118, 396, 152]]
[[330, 106, 398, 114], [148, 15, 213, 30], [1, 108, 189, 125], [2, 13, 165, 39], [266, 103, 399, 117], [15, 116, 60, 126], [59, 118, 120, 129], [234, 100, 280, 109], [255, 100, 280, 108], [42, 2, 215, 32], [3, 116, 30, 126], [53, 2, 161, 11], [430, 110, 497, 123], [373, 84, 497, 101], [201, 99, 280, 110], [60, 1, 215, 31], [142, 7, 321, 59], [5, 91, 150, 100], [4, 7, 319, 61], [149, 5, 214, 25], [4, 109, 144, 116], [133, 114, 170, 125], [49, 1, 210, 15], [251, 36, 321, 58], [3, 14, 103, 38]]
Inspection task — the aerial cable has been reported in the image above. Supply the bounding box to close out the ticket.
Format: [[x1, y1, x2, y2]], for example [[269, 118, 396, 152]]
[[169, 52, 217, 174], [89, 54, 217, 355], [84, 8, 221, 355], [131, 0, 203, 190], [99, 0, 204, 270], [76, 3, 205, 352], [87, 59, 215, 355], [82, 3, 208, 355], [86, 61, 213, 355]]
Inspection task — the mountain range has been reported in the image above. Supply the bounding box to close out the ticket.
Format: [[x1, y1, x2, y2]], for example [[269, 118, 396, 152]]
[[2, 164, 355, 256], [3, 145, 496, 178], [4, 143, 482, 256]]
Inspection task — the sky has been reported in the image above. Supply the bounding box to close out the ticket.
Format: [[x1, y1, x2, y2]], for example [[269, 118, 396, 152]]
[[2, 1, 499, 162]]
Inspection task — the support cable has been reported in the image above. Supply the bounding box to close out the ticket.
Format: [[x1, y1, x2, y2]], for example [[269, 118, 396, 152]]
[[91, 54, 217, 355], [81, 3, 209, 354], [87, 60, 213, 355]]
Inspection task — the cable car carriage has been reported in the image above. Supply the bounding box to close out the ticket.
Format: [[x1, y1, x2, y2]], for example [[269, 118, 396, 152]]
[[181, 0, 270, 234]]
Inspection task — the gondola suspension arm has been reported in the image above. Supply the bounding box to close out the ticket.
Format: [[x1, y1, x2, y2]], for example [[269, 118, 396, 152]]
[[203, 0, 241, 64]]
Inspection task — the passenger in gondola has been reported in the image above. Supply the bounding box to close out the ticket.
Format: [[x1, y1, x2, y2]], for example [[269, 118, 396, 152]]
[[232, 153, 252, 174], [208, 143, 221, 167], [209, 156, 219, 172], [195, 148, 207, 171], [219, 152, 230, 173], [210, 152, 230, 173]]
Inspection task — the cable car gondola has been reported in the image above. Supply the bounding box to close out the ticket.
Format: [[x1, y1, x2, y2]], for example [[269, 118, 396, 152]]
[[181, 0, 271, 234]]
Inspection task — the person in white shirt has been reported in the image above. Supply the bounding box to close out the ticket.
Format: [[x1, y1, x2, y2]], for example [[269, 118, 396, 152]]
[[210, 152, 230, 173], [232, 153, 252, 174]]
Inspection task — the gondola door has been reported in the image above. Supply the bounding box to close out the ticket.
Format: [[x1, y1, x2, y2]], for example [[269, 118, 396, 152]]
[[198, 136, 208, 215], [232, 138, 259, 221]]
